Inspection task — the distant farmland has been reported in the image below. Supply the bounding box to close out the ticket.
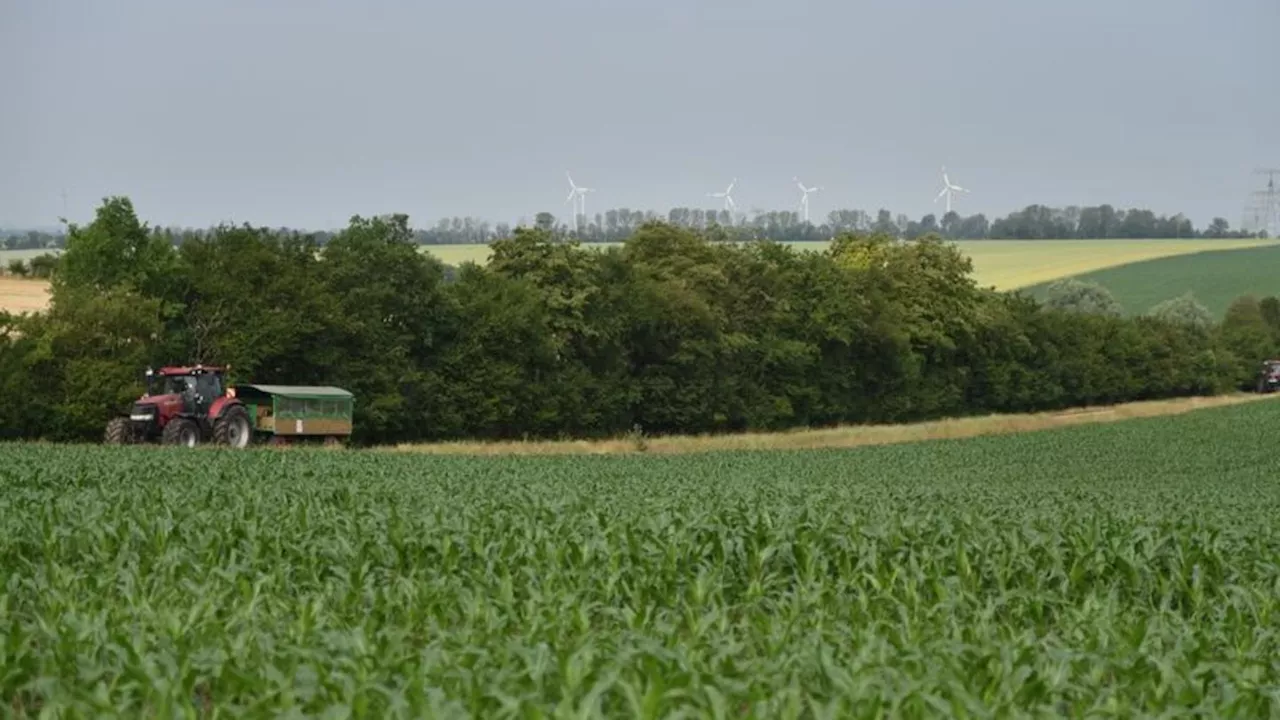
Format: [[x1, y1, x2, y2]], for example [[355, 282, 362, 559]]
[[2, 238, 1275, 315], [1021, 243, 1280, 317], [416, 238, 1278, 291]]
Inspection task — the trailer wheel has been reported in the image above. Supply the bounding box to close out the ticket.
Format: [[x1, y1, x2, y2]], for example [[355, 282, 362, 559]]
[[105, 417, 134, 445], [162, 418, 200, 448], [213, 405, 252, 449]]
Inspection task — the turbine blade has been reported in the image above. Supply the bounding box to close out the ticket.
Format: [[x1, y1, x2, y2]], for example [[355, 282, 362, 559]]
[[935, 188, 948, 200]]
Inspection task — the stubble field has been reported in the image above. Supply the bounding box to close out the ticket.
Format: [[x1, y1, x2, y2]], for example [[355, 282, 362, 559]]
[[0, 276, 50, 314], [4, 398, 1280, 716]]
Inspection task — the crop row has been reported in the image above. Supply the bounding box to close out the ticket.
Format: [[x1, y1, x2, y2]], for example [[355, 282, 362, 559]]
[[3, 403, 1280, 716]]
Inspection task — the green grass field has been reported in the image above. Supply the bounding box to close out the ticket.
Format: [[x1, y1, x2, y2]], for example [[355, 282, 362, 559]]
[[4, 399, 1280, 715], [1021, 244, 1280, 318]]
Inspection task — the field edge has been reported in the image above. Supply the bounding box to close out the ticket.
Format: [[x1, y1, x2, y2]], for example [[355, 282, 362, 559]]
[[390, 392, 1279, 456]]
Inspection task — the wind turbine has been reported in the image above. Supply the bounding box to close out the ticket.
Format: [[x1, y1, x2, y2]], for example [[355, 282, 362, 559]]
[[934, 166, 969, 214], [708, 178, 737, 212], [564, 172, 594, 227], [794, 177, 822, 223]]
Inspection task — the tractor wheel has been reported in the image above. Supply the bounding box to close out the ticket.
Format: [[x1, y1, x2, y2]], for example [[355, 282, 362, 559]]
[[213, 405, 252, 449], [104, 417, 134, 445], [161, 418, 200, 448]]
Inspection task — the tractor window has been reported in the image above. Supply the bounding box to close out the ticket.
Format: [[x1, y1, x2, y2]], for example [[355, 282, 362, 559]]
[[161, 375, 197, 395], [195, 373, 222, 400]]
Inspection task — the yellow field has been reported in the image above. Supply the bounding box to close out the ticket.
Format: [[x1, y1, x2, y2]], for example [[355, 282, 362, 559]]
[[2, 238, 1275, 314], [0, 277, 50, 314], [417, 238, 1279, 291], [392, 392, 1278, 456], [951, 239, 1278, 289]]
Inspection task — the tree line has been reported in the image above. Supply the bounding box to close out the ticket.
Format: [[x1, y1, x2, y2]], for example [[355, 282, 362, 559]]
[[1, 196, 1277, 446], [2, 201, 1262, 254]]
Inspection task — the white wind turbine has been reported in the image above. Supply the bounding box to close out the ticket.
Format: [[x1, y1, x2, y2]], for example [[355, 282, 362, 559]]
[[708, 178, 737, 211], [564, 171, 594, 226], [934, 166, 969, 214], [794, 177, 822, 223]]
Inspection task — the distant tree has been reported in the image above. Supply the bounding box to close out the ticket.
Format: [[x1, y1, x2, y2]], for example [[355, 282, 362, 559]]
[[1258, 296, 1280, 336], [1145, 292, 1214, 331], [27, 253, 59, 280], [1204, 217, 1231, 238], [1043, 279, 1123, 317], [1219, 295, 1277, 386]]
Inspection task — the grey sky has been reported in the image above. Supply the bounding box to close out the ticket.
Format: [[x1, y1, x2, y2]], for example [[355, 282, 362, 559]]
[[4, 0, 1277, 231]]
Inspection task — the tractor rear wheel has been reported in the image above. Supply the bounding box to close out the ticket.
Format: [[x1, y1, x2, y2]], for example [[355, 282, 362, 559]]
[[213, 405, 252, 449], [161, 418, 200, 448], [104, 417, 134, 445]]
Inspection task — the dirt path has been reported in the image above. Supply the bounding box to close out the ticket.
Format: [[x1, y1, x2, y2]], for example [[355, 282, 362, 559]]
[[391, 392, 1279, 456], [0, 278, 50, 314]]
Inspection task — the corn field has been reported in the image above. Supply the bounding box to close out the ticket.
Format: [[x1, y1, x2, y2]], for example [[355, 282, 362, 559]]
[[3, 402, 1280, 717]]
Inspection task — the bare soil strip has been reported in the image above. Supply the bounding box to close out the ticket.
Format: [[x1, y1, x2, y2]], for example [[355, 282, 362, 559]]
[[391, 392, 1278, 456]]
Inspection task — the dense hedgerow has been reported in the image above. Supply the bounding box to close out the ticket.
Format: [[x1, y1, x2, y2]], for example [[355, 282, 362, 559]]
[[1, 196, 1278, 445], [3, 400, 1280, 715]]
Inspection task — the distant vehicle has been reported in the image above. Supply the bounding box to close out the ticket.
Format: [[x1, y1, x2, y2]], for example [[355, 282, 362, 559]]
[[104, 364, 353, 447], [1257, 360, 1280, 394]]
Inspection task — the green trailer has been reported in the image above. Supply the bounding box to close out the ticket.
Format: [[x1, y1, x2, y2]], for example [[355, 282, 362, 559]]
[[230, 384, 355, 446]]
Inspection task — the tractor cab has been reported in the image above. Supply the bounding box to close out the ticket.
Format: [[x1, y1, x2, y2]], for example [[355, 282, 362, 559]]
[[146, 365, 226, 416]]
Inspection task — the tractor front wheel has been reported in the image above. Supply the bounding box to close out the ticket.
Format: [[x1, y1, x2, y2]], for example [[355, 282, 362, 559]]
[[213, 405, 252, 449], [104, 417, 134, 445], [161, 418, 200, 448]]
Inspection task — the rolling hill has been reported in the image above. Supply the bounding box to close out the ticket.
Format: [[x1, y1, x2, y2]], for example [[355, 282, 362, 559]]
[[1019, 243, 1280, 317]]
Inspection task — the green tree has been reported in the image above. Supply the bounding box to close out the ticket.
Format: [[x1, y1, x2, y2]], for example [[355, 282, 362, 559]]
[[1218, 295, 1276, 388], [1145, 292, 1214, 332], [1043, 279, 1123, 317], [170, 224, 339, 380], [54, 197, 177, 299], [319, 213, 456, 444], [17, 285, 167, 440]]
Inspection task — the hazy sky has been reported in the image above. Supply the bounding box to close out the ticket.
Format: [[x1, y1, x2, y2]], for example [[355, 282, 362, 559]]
[[4, 0, 1277, 230]]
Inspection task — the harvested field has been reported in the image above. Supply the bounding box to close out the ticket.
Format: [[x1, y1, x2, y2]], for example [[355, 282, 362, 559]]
[[0, 277, 50, 314]]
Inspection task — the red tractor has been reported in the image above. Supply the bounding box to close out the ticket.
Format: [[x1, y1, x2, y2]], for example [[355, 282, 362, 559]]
[[104, 365, 253, 448], [1259, 359, 1280, 394]]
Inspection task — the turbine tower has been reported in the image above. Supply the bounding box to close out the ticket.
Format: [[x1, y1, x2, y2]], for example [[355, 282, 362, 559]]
[[794, 177, 822, 223], [934, 166, 970, 214], [564, 172, 594, 228], [708, 178, 737, 211]]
